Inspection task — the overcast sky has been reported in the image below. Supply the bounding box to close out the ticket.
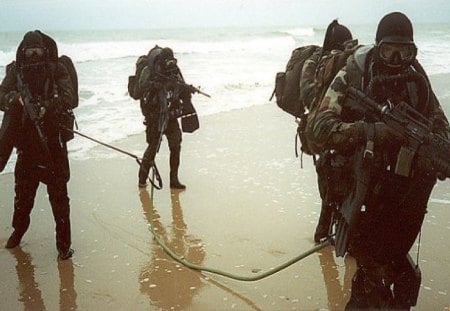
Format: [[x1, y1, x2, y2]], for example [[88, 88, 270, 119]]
[[1, 0, 450, 31]]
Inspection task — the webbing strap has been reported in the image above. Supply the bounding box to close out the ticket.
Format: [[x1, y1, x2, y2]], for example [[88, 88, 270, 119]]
[[364, 123, 375, 160]]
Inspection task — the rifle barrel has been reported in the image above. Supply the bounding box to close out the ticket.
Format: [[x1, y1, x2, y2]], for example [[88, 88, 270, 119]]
[[195, 88, 211, 98]]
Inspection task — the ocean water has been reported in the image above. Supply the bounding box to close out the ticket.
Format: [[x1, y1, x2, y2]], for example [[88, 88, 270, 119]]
[[1, 24, 450, 173]]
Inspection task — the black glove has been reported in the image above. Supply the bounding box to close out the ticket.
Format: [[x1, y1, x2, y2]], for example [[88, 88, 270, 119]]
[[185, 84, 197, 94], [3, 91, 21, 110], [372, 122, 406, 148], [415, 154, 434, 173], [415, 148, 447, 180]]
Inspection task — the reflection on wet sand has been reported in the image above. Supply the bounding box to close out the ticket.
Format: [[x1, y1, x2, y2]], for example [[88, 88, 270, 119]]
[[318, 245, 356, 311], [10, 247, 78, 311], [139, 189, 206, 310], [11, 247, 46, 311], [57, 257, 78, 311]]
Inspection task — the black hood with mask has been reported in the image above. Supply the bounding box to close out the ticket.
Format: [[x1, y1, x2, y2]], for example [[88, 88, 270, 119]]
[[157, 47, 178, 74], [366, 13, 427, 105], [322, 19, 353, 54], [159, 47, 174, 62], [16, 30, 58, 66], [16, 30, 58, 96], [374, 12, 417, 72]]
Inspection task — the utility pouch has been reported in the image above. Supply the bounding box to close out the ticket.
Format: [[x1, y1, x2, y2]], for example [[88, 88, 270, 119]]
[[316, 151, 351, 204], [329, 154, 352, 201], [128, 75, 137, 99], [274, 72, 285, 106], [180, 99, 199, 133], [297, 117, 313, 155], [59, 110, 76, 142], [181, 113, 199, 133]]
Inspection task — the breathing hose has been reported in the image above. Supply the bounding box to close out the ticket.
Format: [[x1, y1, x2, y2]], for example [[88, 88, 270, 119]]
[[148, 172, 331, 281], [71, 128, 333, 281], [69, 128, 163, 189]]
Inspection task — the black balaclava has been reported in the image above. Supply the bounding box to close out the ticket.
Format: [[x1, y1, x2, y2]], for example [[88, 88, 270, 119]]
[[376, 12, 414, 45], [322, 19, 353, 54], [158, 47, 177, 74], [17, 31, 49, 95], [159, 47, 174, 61]]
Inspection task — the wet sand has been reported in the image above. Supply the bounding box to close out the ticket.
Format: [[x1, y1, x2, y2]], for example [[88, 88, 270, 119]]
[[0, 103, 449, 310]]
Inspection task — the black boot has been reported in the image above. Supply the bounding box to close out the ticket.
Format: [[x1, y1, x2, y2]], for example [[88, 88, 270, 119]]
[[139, 143, 157, 188], [170, 148, 185, 189], [58, 248, 74, 260], [314, 203, 332, 243], [170, 173, 186, 189], [5, 230, 24, 249], [139, 158, 155, 188], [138, 165, 149, 188]]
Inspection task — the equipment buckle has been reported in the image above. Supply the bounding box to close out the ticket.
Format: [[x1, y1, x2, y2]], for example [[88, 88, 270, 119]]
[[364, 140, 374, 160]]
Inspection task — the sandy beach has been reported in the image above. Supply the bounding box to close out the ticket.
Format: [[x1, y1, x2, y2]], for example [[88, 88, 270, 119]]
[[1, 103, 449, 310]]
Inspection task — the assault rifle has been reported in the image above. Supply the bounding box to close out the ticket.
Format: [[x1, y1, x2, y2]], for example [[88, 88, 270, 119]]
[[144, 71, 207, 190], [16, 74, 55, 174], [346, 86, 450, 179], [333, 87, 450, 257], [155, 72, 211, 98], [152, 70, 207, 150]]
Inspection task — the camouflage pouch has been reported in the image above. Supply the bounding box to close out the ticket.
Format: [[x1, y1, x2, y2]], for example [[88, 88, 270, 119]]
[[297, 116, 313, 155], [316, 151, 352, 204]]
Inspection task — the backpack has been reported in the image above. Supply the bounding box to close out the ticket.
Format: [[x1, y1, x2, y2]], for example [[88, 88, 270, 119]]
[[146, 45, 163, 72], [128, 55, 149, 100], [57, 55, 78, 142], [36, 31, 78, 142], [59, 55, 78, 108], [272, 45, 321, 117], [304, 43, 361, 155], [128, 45, 166, 100], [0, 62, 21, 171], [311, 45, 359, 113]]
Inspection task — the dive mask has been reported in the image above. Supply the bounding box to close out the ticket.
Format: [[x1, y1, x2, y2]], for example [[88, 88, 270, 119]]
[[23, 47, 47, 67], [163, 58, 177, 72], [24, 47, 46, 58], [378, 41, 417, 67]]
